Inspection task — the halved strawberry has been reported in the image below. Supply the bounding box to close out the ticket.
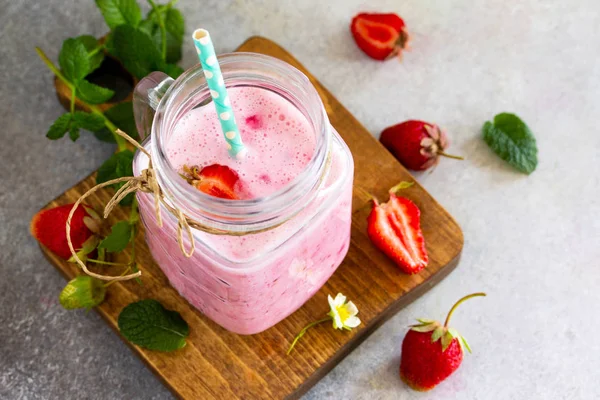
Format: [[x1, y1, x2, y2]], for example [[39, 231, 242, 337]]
[[182, 164, 240, 200], [31, 203, 100, 259], [350, 13, 410, 61], [367, 194, 428, 274]]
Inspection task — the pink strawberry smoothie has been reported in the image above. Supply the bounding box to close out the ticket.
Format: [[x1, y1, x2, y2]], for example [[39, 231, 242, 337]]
[[134, 86, 354, 334]]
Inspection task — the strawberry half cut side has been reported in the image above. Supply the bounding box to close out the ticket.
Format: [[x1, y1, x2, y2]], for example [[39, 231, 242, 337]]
[[181, 164, 240, 200], [367, 194, 428, 274], [351, 13, 410, 60]]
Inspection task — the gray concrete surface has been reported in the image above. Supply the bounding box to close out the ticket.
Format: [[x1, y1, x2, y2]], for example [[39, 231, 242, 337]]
[[1, 0, 599, 399]]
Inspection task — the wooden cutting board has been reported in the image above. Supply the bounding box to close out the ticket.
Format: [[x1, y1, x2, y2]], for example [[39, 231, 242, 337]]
[[39, 36, 463, 400]]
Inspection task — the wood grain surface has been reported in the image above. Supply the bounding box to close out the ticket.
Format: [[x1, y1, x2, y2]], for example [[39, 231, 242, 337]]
[[39, 36, 463, 400]]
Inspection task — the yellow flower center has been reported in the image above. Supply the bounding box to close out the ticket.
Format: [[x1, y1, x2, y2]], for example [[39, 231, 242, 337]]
[[336, 305, 350, 322]]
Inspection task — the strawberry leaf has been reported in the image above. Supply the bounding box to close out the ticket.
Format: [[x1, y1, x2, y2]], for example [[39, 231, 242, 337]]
[[460, 335, 472, 354], [118, 299, 189, 352], [96, 0, 142, 29], [441, 331, 453, 352], [482, 113, 538, 174], [98, 220, 132, 253], [431, 326, 445, 342]]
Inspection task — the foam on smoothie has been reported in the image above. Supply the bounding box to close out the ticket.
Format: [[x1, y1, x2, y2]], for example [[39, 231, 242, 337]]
[[165, 86, 316, 199]]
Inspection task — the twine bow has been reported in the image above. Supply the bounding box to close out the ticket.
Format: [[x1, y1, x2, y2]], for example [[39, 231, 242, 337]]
[[66, 129, 195, 282]]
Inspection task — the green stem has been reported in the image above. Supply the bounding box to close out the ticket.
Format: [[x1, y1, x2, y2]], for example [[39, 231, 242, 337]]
[[148, 0, 167, 60], [287, 317, 331, 355], [35, 47, 128, 152], [438, 151, 464, 161], [87, 45, 105, 58], [444, 292, 486, 328], [86, 259, 130, 267], [70, 86, 76, 113]]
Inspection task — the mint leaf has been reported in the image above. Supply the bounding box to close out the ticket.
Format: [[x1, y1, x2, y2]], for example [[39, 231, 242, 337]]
[[164, 8, 184, 43], [104, 102, 139, 140], [148, 7, 185, 63], [97, 149, 134, 183], [160, 62, 184, 79], [76, 79, 115, 104], [96, 0, 142, 29], [107, 25, 162, 79], [47, 113, 72, 139], [72, 111, 105, 132], [69, 125, 80, 141], [98, 220, 132, 252], [59, 38, 90, 83], [59, 276, 106, 310], [96, 150, 135, 205], [76, 35, 104, 73], [482, 113, 538, 174], [118, 299, 189, 351]]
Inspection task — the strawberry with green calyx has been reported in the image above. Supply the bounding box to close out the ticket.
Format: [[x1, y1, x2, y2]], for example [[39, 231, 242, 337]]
[[31, 203, 102, 260], [400, 292, 487, 391], [380, 120, 463, 171]]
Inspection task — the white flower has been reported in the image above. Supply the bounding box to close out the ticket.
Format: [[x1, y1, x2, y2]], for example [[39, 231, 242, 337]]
[[328, 293, 361, 330]]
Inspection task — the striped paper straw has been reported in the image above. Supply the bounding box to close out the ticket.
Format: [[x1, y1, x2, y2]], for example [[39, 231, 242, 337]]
[[192, 29, 246, 159]]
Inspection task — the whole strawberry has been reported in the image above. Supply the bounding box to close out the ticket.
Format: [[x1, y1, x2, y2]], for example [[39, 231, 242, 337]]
[[31, 203, 100, 259], [350, 13, 410, 61], [400, 292, 486, 391], [380, 120, 463, 171]]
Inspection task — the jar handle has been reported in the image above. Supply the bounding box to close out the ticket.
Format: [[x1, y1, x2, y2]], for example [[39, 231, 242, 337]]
[[133, 72, 174, 140]]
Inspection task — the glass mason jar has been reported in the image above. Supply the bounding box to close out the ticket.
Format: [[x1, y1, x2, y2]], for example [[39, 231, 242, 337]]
[[132, 53, 354, 335]]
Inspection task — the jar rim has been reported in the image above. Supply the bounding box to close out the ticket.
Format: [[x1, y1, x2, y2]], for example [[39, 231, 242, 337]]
[[149, 52, 332, 233]]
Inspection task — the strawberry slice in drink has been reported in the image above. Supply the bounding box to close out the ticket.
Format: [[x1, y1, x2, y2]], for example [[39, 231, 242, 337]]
[[182, 164, 240, 200], [367, 194, 428, 274]]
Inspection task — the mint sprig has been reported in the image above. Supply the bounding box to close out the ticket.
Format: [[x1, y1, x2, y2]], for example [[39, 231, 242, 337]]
[[482, 113, 538, 174], [99, 221, 133, 252], [47, 111, 106, 141], [118, 299, 189, 351], [95, 0, 142, 29]]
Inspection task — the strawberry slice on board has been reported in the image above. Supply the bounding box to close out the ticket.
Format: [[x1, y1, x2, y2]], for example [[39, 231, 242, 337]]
[[367, 194, 428, 274], [182, 164, 240, 200], [350, 12, 411, 61]]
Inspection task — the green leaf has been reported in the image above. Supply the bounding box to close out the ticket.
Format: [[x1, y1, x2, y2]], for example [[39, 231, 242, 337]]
[[96, 0, 142, 29], [46, 113, 72, 139], [482, 113, 538, 174], [76, 35, 104, 73], [104, 102, 139, 140], [72, 111, 105, 132], [441, 331, 453, 352], [410, 322, 439, 333], [160, 62, 184, 78], [431, 326, 445, 342], [98, 220, 133, 252], [68, 236, 100, 263], [460, 335, 472, 353], [68, 125, 80, 142], [148, 7, 185, 63], [164, 8, 184, 43], [59, 276, 106, 310], [138, 18, 156, 36], [390, 181, 414, 193], [76, 79, 115, 104], [96, 150, 135, 205], [107, 25, 163, 79], [118, 299, 189, 351], [59, 38, 90, 83]]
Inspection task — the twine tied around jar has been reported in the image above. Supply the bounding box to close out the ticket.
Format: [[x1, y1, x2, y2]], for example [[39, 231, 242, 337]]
[[66, 129, 331, 282], [65, 129, 198, 282]]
